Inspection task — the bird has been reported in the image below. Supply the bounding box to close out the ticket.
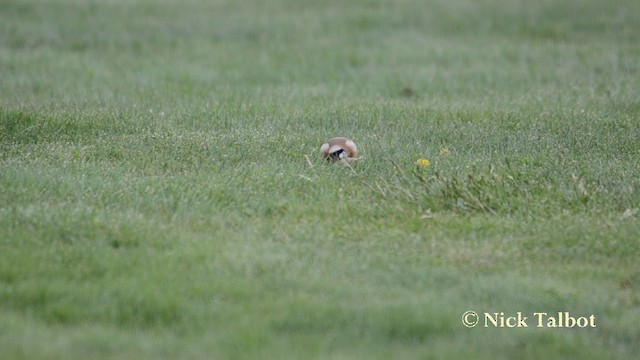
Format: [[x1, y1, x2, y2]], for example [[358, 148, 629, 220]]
[[320, 137, 360, 162]]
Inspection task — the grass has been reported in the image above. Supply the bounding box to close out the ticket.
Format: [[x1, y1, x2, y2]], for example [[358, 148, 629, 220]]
[[1, 0, 639, 358]]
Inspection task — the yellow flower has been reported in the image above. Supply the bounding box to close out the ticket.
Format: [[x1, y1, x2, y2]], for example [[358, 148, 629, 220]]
[[416, 158, 430, 168], [440, 147, 450, 156]]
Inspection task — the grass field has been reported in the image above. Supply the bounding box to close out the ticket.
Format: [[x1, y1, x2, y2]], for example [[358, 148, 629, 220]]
[[1, 0, 639, 358]]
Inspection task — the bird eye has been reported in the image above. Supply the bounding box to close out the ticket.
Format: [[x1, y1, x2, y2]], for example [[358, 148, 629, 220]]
[[329, 149, 345, 160]]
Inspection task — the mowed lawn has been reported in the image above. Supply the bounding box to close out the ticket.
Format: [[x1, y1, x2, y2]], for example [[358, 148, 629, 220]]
[[1, 0, 639, 358]]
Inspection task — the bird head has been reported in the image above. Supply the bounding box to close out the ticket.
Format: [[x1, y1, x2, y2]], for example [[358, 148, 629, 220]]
[[320, 137, 359, 162]]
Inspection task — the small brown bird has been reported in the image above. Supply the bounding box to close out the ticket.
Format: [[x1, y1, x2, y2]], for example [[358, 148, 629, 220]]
[[320, 137, 359, 162]]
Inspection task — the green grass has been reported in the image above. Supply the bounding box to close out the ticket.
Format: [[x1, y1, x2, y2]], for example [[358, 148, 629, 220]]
[[1, 0, 639, 358]]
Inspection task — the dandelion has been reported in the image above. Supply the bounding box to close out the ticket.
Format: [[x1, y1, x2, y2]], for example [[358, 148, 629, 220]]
[[416, 158, 431, 169]]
